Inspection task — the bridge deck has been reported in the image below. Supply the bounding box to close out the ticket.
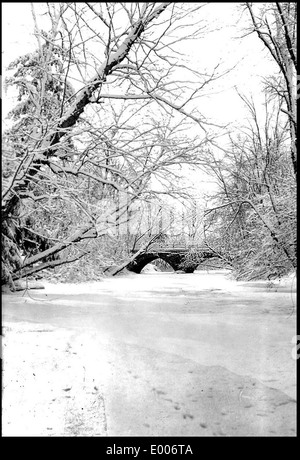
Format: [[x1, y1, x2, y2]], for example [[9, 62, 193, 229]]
[[132, 246, 212, 254]]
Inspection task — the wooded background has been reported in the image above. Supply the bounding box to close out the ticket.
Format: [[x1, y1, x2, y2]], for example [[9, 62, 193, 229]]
[[2, 2, 297, 288]]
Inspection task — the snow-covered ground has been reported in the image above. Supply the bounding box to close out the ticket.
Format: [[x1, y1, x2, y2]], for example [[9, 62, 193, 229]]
[[2, 270, 297, 436]]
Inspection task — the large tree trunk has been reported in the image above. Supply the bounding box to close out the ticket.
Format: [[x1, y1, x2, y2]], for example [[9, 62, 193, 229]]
[[2, 3, 171, 284], [2, 3, 170, 218]]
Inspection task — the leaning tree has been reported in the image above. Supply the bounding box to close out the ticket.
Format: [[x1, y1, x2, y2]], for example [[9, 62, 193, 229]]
[[2, 3, 222, 287]]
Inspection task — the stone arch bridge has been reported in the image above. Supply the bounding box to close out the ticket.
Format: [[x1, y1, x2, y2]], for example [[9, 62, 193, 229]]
[[127, 245, 216, 274]]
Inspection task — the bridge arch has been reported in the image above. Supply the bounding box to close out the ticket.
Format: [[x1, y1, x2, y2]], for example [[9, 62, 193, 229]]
[[128, 253, 178, 273]]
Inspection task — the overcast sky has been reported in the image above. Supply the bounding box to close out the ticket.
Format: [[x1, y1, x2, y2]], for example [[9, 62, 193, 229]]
[[2, 2, 278, 201], [2, 2, 277, 124]]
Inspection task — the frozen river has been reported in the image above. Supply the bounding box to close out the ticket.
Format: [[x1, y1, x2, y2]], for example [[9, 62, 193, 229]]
[[2, 270, 297, 436]]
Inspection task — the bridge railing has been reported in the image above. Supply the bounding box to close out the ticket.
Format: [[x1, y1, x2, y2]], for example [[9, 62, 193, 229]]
[[133, 244, 211, 254], [131, 234, 209, 252], [149, 239, 204, 248]]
